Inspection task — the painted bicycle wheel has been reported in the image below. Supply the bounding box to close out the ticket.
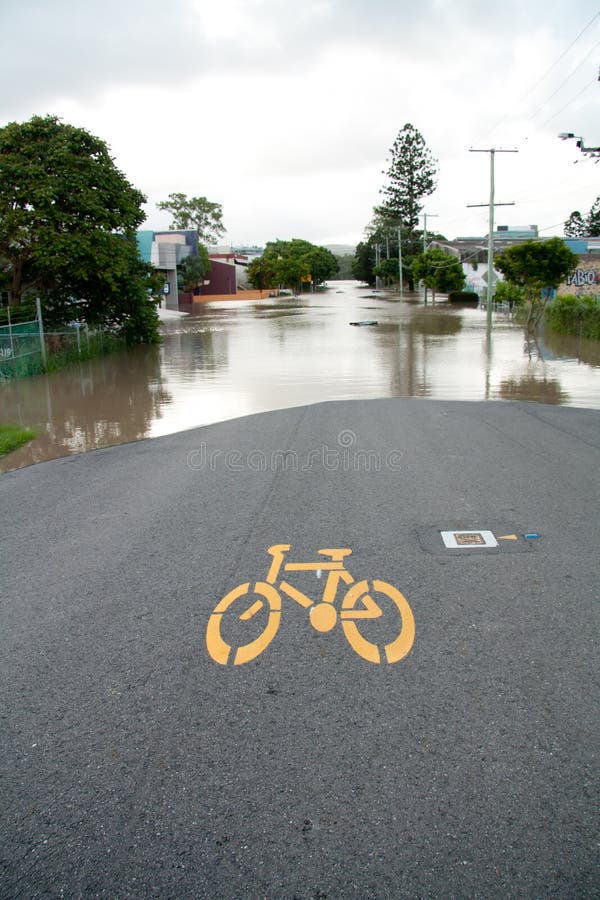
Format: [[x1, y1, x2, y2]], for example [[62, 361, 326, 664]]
[[340, 579, 415, 664], [206, 581, 281, 665]]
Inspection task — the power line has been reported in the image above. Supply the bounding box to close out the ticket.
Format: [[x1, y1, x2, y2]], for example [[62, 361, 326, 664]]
[[541, 73, 598, 125], [510, 167, 599, 204], [528, 37, 600, 121], [474, 10, 600, 143], [417, 247, 489, 268], [538, 220, 571, 232], [521, 10, 600, 101]]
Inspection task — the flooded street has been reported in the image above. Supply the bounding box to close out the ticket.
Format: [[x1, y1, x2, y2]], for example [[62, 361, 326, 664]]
[[1, 280, 599, 471]]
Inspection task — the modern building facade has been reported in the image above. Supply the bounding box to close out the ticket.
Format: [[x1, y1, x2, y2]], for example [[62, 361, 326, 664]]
[[136, 233, 260, 306], [136, 230, 198, 309]]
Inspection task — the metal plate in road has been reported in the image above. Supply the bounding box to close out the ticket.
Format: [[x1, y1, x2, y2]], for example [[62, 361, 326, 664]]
[[416, 526, 539, 555]]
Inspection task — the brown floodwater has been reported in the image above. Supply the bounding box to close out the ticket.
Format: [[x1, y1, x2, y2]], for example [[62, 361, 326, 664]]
[[1, 281, 599, 471]]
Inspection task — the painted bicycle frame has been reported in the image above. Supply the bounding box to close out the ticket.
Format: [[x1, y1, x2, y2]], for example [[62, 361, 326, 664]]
[[206, 544, 415, 666]]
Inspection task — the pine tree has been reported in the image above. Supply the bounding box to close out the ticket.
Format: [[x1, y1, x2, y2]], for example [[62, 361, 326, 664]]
[[564, 210, 587, 237], [378, 124, 438, 231], [587, 196, 600, 237]]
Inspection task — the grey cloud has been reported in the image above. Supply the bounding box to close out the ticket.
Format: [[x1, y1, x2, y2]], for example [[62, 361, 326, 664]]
[[0, 0, 206, 116], [243, 0, 599, 58], [2, 0, 597, 120]]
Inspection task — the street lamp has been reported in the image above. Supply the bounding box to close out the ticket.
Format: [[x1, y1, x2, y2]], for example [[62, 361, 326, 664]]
[[558, 133, 600, 158]]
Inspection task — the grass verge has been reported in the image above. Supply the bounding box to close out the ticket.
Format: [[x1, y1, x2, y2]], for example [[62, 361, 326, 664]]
[[545, 294, 600, 340], [0, 424, 37, 456]]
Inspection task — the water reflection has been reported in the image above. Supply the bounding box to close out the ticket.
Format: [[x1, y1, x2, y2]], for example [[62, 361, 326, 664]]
[[0, 345, 170, 469], [496, 375, 568, 404], [162, 327, 229, 375], [1, 281, 598, 471], [410, 308, 464, 336], [535, 328, 600, 369]]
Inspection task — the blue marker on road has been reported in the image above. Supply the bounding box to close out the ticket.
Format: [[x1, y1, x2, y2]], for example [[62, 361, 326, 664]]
[[524, 533, 540, 540]]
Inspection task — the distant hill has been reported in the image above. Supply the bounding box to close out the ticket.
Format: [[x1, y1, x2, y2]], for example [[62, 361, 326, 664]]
[[324, 244, 356, 257]]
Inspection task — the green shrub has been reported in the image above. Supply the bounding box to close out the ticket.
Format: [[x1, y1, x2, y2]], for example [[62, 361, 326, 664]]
[[545, 294, 600, 340], [493, 281, 525, 305]]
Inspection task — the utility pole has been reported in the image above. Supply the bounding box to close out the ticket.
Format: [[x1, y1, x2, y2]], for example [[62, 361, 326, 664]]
[[468, 148, 517, 328], [422, 212, 438, 305]]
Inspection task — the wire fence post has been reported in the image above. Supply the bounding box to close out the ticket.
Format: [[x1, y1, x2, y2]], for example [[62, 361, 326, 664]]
[[7, 305, 17, 378], [35, 298, 47, 366]]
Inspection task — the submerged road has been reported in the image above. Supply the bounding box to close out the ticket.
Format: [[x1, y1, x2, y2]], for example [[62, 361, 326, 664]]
[[1, 399, 599, 898]]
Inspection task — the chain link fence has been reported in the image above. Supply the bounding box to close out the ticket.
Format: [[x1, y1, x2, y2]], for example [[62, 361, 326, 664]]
[[0, 300, 116, 381], [0, 301, 45, 380]]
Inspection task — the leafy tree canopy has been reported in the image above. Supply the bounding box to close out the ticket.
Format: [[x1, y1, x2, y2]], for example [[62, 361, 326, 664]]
[[247, 256, 279, 292], [495, 237, 578, 331], [495, 238, 578, 291], [373, 257, 401, 287], [412, 248, 465, 296], [0, 114, 159, 343], [178, 248, 211, 293], [493, 280, 525, 306], [157, 192, 226, 245], [260, 239, 338, 291], [352, 222, 447, 288], [351, 241, 376, 285], [377, 123, 438, 231]]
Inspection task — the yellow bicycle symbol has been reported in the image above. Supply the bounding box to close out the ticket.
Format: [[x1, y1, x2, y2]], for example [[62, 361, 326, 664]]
[[206, 544, 415, 665]]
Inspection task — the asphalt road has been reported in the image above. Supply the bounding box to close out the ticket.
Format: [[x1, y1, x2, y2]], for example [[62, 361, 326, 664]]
[[1, 399, 599, 899]]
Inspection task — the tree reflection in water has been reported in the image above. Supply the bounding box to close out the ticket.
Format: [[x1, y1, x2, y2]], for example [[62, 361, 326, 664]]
[[496, 374, 568, 404], [0, 345, 170, 471]]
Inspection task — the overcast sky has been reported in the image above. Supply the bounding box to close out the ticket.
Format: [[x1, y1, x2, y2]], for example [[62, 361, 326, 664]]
[[1, 0, 599, 248]]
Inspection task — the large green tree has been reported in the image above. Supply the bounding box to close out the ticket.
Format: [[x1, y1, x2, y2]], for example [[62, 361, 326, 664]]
[[353, 221, 446, 290], [351, 241, 376, 285], [378, 124, 438, 231], [178, 248, 211, 293], [157, 192, 225, 245], [412, 248, 465, 300], [247, 256, 279, 292], [260, 239, 338, 292], [373, 257, 401, 288], [495, 237, 578, 332], [0, 114, 159, 343]]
